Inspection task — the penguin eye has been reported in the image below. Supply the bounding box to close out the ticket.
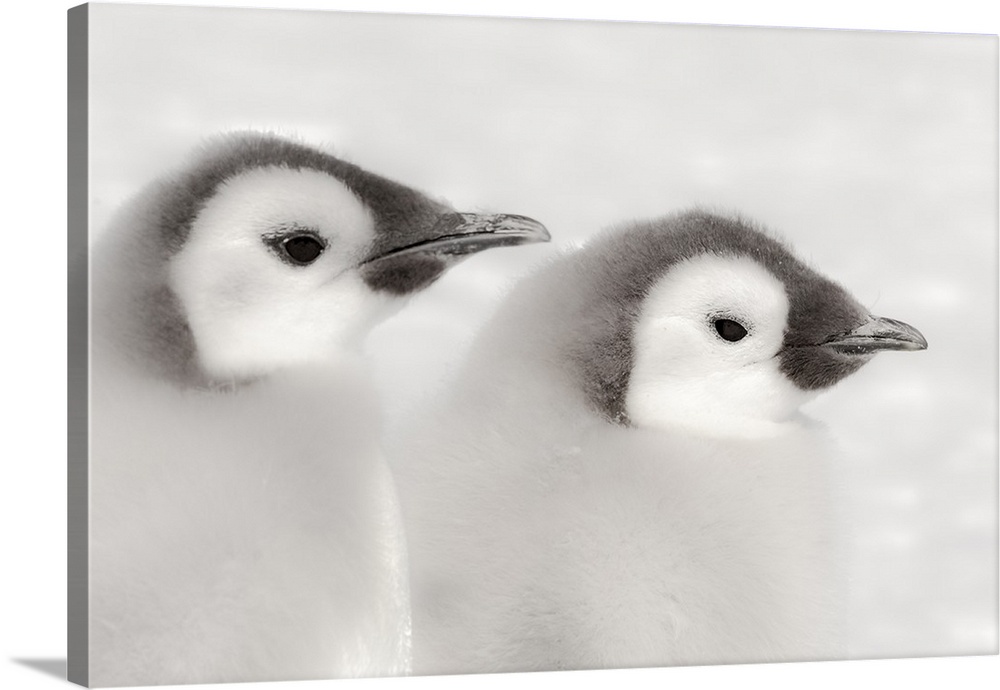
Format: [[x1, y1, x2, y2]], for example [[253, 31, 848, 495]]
[[283, 235, 325, 264], [713, 318, 748, 342], [263, 229, 327, 267]]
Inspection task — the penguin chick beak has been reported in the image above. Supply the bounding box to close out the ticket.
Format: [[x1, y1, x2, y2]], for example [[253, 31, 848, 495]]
[[818, 315, 928, 355], [359, 212, 550, 295], [363, 213, 550, 265]]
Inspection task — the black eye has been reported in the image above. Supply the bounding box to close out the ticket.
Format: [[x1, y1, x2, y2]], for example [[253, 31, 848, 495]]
[[283, 235, 325, 265], [714, 318, 748, 342], [264, 229, 327, 266]]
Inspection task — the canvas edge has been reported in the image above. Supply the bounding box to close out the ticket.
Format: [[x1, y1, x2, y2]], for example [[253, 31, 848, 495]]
[[68, 3, 90, 687]]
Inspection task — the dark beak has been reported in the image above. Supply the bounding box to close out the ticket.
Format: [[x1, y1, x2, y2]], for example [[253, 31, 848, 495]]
[[819, 315, 928, 355], [359, 212, 550, 295], [362, 212, 550, 266]]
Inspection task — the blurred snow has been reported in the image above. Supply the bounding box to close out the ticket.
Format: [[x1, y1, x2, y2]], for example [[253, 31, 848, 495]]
[[88, 4, 997, 662]]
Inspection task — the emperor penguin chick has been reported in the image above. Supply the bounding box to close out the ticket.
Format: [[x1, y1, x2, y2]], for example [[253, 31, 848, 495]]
[[88, 131, 548, 687], [394, 209, 926, 675]]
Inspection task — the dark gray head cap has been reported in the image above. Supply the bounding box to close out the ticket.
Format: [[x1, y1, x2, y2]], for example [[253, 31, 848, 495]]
[[153, 131, 453, 289], [562, 210, 873, 424]]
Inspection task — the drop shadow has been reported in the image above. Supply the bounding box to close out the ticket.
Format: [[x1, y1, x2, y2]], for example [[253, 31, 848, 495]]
[[11, 657, 67, 681]]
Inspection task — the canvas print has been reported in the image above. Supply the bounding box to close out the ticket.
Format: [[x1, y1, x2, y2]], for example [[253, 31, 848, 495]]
[[68, 3, 998, 687]]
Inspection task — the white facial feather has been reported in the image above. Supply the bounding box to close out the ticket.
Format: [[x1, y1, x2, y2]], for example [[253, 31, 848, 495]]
[[626, 254, 813, 436], [168, 167, 395, 380]]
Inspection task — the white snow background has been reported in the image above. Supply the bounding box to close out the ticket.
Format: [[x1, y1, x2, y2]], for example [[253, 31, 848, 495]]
[[87, 3, 997, 664]]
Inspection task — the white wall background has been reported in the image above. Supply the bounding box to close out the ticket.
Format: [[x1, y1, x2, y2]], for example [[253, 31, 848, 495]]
[[3, 2, 998, 690]]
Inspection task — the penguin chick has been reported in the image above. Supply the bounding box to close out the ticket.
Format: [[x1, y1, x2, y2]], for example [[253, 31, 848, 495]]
[[393, 209, 926, 675], [88, 131, 549, 687]]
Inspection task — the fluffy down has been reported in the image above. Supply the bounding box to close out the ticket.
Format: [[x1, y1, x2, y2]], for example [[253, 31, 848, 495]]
[[393, 212, 855, 674], [90, 359, 413, 686]]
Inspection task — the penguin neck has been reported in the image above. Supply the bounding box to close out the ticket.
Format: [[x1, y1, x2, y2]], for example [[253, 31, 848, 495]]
[[623, 359, 817, 440], [92, 254, 371, 393], [634, 410, 811, 440]]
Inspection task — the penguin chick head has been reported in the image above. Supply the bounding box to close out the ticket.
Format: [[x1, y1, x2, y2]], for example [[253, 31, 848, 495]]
[[625, 251, 805, 434], [168, 163, 387, 381], [568, 211, 926, 435], [118, 132, 548, 385]]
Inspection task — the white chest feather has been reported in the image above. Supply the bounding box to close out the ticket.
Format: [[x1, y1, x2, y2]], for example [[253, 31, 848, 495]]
[[89, 363, 411, 685], [399, 399, 845, 674]]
